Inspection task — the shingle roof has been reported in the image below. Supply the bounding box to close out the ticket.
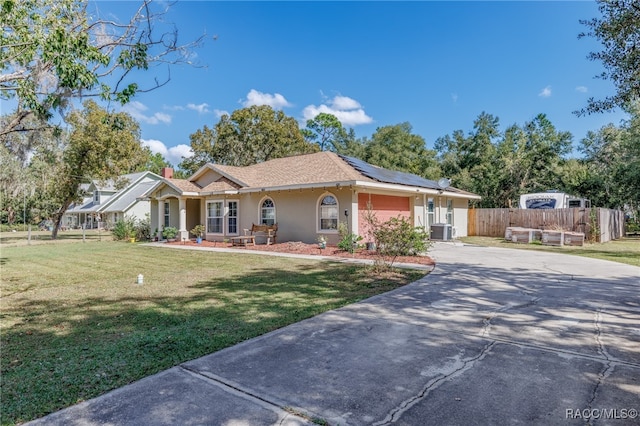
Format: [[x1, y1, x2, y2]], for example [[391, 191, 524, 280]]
[[201, 176, 241, 192], [155, 151, 478, 198], [166, 179, 202, 192], [214, 152, 375, 188]]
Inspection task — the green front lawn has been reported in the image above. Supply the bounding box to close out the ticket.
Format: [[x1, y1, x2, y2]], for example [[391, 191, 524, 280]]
[[1, 242, 426, 425], [459, 236, 640, 267]]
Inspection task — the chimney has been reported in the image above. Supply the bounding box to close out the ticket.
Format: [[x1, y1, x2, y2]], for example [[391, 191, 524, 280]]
[[161, 167, 174, 179]]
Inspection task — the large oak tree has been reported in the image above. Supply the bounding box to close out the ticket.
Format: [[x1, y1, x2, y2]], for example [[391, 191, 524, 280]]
[[1, 0, 203, 137], [47, 100, 148, 238], [181, 105, 318, 172]]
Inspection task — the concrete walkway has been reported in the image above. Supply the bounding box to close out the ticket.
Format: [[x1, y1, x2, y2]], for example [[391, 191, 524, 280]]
[[27, 243, 640, 425]]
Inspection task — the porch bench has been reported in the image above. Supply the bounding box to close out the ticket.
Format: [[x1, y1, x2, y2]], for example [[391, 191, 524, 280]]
[[251, 223, 278, 245]]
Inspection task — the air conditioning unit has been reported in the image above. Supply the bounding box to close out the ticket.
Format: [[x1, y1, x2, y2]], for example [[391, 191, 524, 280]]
[[430, 223, 452, 241]]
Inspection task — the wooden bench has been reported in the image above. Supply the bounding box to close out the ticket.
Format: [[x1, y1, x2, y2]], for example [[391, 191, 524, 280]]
[[229, 235, 256, 247], [251, 223, 278, 245]]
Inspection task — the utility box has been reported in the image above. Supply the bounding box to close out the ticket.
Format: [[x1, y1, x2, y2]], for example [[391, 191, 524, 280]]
[[430, 223, 452, 241]]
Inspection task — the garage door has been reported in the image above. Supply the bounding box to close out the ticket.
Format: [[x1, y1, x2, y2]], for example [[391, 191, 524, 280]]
[[358, 193, 410, 239]]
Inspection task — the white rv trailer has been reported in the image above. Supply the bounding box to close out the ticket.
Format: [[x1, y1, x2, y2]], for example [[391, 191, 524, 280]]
[[519, 192, 591, 209]]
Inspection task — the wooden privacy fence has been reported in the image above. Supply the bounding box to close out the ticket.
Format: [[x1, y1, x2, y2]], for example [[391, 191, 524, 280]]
[[468, 208, 625, 243]]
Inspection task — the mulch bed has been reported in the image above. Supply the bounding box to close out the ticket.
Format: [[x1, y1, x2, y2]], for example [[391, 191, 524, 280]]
[[166, 240, 435, 266]]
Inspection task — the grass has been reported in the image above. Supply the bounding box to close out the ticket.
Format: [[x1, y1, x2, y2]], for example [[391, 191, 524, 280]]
[[459, 236, 640, 267], [1, 229, 112, 247], [0, 241, 426, 425]]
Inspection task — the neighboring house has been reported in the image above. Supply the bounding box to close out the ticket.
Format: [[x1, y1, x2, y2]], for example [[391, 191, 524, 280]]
[[144, 152, 480, 244], [64, 171, 162, 229]]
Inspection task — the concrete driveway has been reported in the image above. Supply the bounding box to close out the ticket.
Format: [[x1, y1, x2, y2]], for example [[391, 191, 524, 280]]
[[28, 243, 640, 425]]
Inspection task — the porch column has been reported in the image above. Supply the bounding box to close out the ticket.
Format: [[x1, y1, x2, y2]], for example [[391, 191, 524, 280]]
[[179, 197, 188, 241], [156, 200, 164, 240], [350, 190, 359, 236]]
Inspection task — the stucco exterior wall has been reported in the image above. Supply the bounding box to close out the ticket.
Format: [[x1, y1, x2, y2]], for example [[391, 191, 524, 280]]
[[193, 169, 223, 188], [200, 189, 354, 244], [152, 185, 473, 243], [242, 189, 354, 245], [452, 197, 469, 237]]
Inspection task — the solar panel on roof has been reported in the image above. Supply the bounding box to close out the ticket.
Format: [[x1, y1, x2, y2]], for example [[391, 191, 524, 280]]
[[339, 155, 445, 190]]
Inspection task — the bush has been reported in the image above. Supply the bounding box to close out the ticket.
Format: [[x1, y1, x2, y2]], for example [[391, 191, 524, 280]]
[[112, 216, 136, 241], [374, 216, 430, 258], [338, 233, 363, 253], [162, 226, 178, 240], [135, 214, 151, 241], [337, 221, 362, 253]]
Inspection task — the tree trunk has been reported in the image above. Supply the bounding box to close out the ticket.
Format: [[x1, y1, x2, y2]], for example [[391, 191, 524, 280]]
[[51, 201, 72, 240]]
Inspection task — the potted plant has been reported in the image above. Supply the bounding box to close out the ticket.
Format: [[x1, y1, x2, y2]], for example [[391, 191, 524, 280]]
[[162, 226, 178, 242], [153, 228, 159, 242], [317, 235, 327, 249], [190, 224, 205, 244]]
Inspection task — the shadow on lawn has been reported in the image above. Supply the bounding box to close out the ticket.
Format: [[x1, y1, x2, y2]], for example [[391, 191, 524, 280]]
[[1, 261, 422, 425], [7, 257, 639, 426]]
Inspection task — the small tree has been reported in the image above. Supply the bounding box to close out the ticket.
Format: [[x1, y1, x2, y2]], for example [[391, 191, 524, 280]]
[[190, 224, 205, 238]]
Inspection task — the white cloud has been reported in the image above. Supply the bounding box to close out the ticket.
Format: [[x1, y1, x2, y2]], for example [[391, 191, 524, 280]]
[[214, 109, 229, 118], [168, 144, 194, 163], [538, 86, 552, 98], [142, 139, 168, 157], [242, 89, 292, 108], [302, 94, 373, 126], [142, 139, 193, 166], [451, 93, 459, 103], [331, 95, 361, 110], [187, 103, 210, 114], [123, 101, 172, 124], [575, 86, 588, 93]]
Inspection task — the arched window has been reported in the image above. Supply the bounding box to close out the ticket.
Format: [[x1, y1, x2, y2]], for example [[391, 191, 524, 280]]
[[261, 198, 275, 225], [319, 194, 338, 231]]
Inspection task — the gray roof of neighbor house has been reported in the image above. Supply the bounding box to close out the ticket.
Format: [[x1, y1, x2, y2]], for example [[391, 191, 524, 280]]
[[67, 171, 161, 214], [94, 172, 148, 191], [102, 180, 157, 212]]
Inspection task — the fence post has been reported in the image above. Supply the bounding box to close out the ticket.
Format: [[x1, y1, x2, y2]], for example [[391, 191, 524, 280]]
[[27, 224, 31, 245]]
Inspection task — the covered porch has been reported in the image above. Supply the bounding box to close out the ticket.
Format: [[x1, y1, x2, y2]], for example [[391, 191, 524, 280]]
[[154, 196, 203, 241]]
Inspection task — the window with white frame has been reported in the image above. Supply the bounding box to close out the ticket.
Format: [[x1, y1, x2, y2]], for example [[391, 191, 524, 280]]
[[227, 201, 238, 235], [207, 201, 223, 233], [260, 198, 275, 226], [163, 201, 170, 227], [93, 191, 100, 204], [427, 198, 435, 228], [446, 199, 454, 225], [319, 194, 338, 231]]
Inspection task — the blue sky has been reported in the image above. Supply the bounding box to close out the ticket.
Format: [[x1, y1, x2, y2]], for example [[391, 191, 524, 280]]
[[95, 1, 628, 166]]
